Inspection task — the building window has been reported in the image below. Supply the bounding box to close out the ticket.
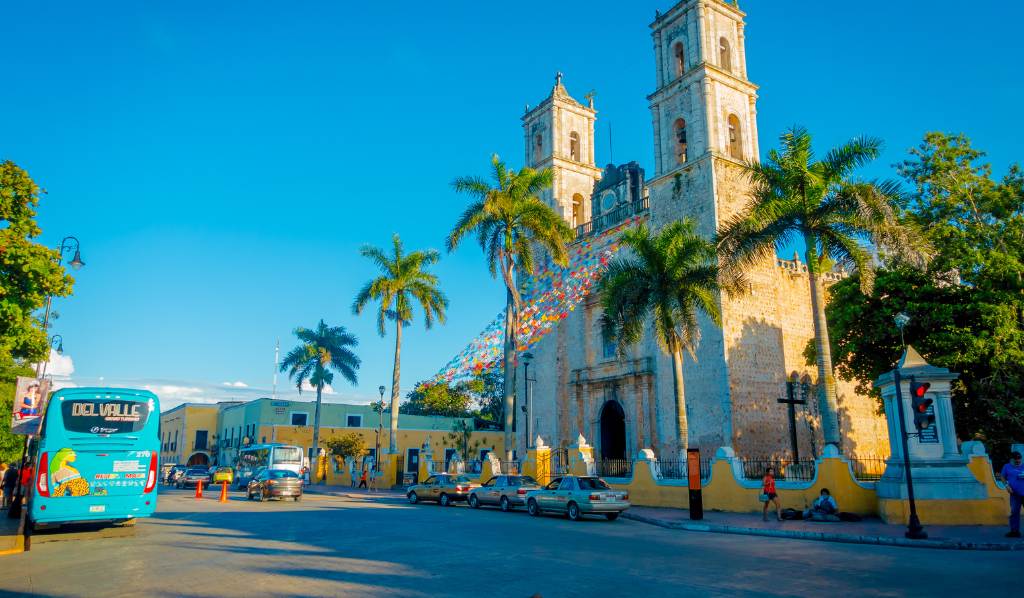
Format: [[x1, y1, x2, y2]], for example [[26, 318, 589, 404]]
[[719, 37, 731, 72], [727, 114, 743, 160], [569, 131, 580, 161], [291, 412, 308, 426], [195, 430, 208, 451], [601, 192, 617, 213], [674, 42, 685, 77], [572, 193, 585, 228], [534, 134, 543, 162], [674, 118, 688, 164], [602, 329, 617, 359], [172, 430, 178, 452], [346, 414, 362, 427]]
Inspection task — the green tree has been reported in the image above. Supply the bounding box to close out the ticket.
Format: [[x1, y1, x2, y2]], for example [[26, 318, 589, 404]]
[[400, 381, 473, 418], [824, 133, 1023, 458], [448, 154, 574, 459], [0, 160, 73, 364], [717, 126, 930, 447], [598, 219, 723, 453], [467, 370, 503, 423], [446, 419, 481, 462], [353, 233, 448, 454], [324, 432, 367, 461], [280, 320, 360, 480]]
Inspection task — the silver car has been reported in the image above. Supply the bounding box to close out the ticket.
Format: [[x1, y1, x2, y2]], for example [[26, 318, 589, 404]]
[[525, 475, 630, 521], [467, 474, 540, 511]]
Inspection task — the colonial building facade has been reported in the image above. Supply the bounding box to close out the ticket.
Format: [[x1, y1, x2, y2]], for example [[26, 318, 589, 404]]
[[515, 0, 889, 461]]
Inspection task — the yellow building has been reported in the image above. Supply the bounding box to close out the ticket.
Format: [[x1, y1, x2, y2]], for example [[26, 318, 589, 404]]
[[160, 397, 505, 486]]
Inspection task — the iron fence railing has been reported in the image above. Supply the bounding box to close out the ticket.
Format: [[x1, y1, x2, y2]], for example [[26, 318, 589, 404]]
[[550, 448, 570, 475], [464, 460, 483, 474], [655, 458, 712, 481], [739, 458, 817, 482], [849, 457, 888, 482], [595, 459, 633, 478], [574, 196, 650, 238]]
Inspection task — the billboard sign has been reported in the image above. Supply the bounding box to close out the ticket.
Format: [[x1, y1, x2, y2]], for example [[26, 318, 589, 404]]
[[10, 376, 52, 435]]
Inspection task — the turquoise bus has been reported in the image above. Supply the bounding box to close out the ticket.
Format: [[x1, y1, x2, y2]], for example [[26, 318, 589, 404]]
[[28, 387, 160, 529]]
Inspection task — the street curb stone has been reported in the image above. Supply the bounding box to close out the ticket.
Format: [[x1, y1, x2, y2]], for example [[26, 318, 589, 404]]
[[621, 512, 1024, 551]]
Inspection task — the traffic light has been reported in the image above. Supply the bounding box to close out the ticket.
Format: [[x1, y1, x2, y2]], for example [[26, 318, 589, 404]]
[[909, 377, 934, 431]]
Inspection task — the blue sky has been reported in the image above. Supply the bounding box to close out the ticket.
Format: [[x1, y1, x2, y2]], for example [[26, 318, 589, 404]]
[[3, 1, 1022, 409]]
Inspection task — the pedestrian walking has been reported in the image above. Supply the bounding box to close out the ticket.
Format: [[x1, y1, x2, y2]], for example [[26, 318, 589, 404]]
[[761, 466, 782, 522], [999, 450, 1024, 538], [368, 466, 377, 493], [358, 467, 368, 489], [0, 463, 9, 509], [350, 463, 358, 488]]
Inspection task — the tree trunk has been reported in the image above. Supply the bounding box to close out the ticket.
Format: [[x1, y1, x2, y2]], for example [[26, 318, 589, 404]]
[[805, 237, 841, 449], [313, 382, 324, 483], [502, 286, 517, 461], [671, 346, 688, 457], [389, 319, 403, 454]]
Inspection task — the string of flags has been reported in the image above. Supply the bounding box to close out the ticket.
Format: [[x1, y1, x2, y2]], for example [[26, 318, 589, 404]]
[[428, 216, 643, 386]]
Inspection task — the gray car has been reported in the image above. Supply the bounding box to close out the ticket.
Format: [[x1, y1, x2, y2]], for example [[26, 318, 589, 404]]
[[525, 475, 630, 521], [468, 474, 540, 511]]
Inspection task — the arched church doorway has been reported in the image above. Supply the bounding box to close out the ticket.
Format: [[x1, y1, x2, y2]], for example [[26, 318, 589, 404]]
[[186, 452, 209, 467], [599, 400, 626, 460]]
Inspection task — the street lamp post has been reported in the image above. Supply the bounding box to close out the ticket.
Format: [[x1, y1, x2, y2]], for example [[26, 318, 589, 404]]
[[39, 335, 64, 380], [36, 236, 85, 378], [376, 385, 386, 472], [893, 312, 927, 540], [522, 352, 534, 448]]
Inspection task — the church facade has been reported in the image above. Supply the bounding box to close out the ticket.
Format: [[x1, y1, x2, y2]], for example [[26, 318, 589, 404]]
[[514, 0, 889, 461]]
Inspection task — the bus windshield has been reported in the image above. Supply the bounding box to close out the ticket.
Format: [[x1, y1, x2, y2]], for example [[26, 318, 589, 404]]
[[273, 446, 302, 464]]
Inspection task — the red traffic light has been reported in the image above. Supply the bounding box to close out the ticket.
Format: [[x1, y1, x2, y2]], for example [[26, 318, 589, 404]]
[[911, 380, 930, 398], [916, 398, 933, 413]]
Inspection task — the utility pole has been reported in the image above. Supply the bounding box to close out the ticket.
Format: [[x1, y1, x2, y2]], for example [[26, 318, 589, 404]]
[[272, 338, 279, 401]]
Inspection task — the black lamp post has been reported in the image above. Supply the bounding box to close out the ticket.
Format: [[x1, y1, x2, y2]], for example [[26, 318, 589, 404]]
[[36, 237, 85, 378], [522, 352, 534, 448], [893, 312, 927, 540]]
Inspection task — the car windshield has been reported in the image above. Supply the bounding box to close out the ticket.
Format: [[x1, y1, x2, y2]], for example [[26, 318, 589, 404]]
[[268, 470, 298, 479], [510, 476, 537, 486], [577, 477, 612, 490], [454, 476, 473, 484], [187, 468, 207, 474], [217, 467, 232, 473]]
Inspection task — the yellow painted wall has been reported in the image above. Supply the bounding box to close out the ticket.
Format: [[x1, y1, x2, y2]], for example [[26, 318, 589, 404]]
[[877, 455, 1010, 525]]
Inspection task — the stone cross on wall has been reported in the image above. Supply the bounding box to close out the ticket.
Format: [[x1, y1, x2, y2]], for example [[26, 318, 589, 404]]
[[555, 71, 563, 86]]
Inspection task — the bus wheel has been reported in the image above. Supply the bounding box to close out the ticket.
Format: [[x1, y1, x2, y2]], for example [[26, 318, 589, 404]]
[[116, 519, 137, 527]]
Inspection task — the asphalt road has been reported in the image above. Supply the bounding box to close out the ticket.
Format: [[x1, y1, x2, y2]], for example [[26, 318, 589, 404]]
[[0, 487, 1017, 597]]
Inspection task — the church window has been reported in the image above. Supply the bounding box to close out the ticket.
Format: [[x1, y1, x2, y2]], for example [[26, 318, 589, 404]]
[[572, 193, 585, 228], [535, 134, 543, 162], [674, 118, 688, 164], [601, 192, 617, 213], [674, 42, 685, 77], [569, 131, 580, 161], [719, 37, 732, 72], [602, 329, 617, 359], [727, 114, 743, 160]]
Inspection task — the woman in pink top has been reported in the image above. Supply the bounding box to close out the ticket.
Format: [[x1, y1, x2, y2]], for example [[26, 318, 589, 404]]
[[762, 467, 782, 521]]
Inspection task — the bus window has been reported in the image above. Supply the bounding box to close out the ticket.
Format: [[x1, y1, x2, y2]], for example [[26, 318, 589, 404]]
[[273, 446, 302, 465], [60, 399, 151, 435]]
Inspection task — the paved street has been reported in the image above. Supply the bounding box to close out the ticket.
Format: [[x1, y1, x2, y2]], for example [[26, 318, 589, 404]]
[[0, 488, 1018, 597]]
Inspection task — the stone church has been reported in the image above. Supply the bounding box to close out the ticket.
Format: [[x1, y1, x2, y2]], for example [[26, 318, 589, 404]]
[[515, 0, 889, 461]]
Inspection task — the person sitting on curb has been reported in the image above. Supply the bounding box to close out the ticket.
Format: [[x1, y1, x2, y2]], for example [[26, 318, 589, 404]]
[[999, 450, 1024, 538], [804, 488, 840, 522]]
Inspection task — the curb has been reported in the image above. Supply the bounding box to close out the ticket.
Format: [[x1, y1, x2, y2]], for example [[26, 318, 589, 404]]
[[0, 534, 25, 556], [621, 512, 1024, 551]]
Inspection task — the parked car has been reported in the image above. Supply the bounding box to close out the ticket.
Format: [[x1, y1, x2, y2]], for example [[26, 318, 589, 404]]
[[211, 466, 234, 485], [468, 475, 540, 511], [406, 474, 478, 506], [176, 466, 213, 489], [247, 468, 303, 502], [524, 475, 630, 521], [165, 465, 187, 485]]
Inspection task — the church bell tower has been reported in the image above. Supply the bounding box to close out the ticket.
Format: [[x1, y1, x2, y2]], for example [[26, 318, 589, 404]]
[[522, 73, 603, 230]]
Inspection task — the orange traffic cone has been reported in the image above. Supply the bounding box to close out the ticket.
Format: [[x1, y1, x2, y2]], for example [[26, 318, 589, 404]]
[[219, 481, 228, 503], [195, 479, 203, 499]]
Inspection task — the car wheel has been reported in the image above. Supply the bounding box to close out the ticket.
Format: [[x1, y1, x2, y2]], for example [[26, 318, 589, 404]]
[[606, 512, 620, 521], [527, 499, 540, 517], [567, 502, 582, 521], [468, 495, 480, 509], [407, 492, 419, 505], [439, 493, 450, 507], [500, 496, 511, 512]]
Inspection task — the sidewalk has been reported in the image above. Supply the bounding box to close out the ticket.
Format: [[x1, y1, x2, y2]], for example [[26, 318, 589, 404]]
[[302, 484, 406, 501], [623, 506, 1024, 551], [0, 509, 25, 556]]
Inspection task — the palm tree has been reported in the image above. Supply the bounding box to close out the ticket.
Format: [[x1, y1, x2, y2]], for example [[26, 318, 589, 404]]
[[598, 219, 723, 455], [717, 126, 929, 448], [448, 154, 574, 460], [280, 319, 360, 481], [353, 233, 448, 454]]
